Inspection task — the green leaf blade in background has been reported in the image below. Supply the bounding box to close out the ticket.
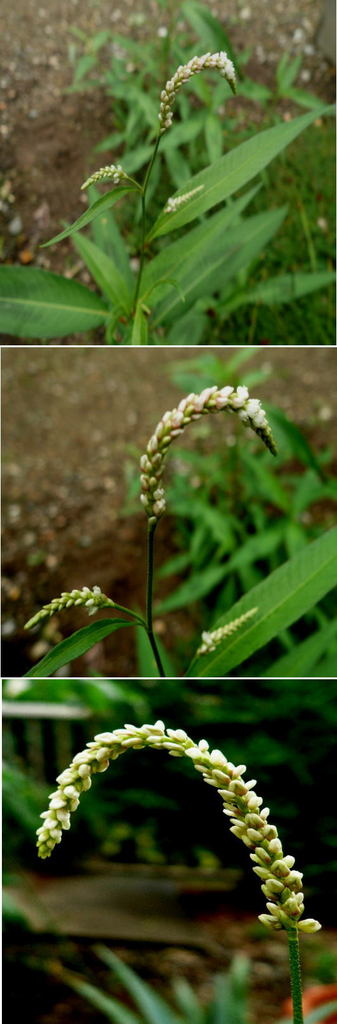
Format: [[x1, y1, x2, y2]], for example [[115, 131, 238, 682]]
[[0, 267, 109, 339], [41, 185, 138, 247], [238, 271, 336, 307], [94, 946, 182, 1024], [188, 528, 337, 676], [148, 106, 333, 239], [71, 232, 132, 312], [25, 619, 133, 678], [152, 206, 287, 325], [264, 618, 337, 678], [131, 305, 149, 345], [142, 185, 259, 305]]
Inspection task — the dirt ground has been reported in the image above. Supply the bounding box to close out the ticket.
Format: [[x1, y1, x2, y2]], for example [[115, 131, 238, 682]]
[[0, 0, 335, 343], [2, 345, 337, 677]]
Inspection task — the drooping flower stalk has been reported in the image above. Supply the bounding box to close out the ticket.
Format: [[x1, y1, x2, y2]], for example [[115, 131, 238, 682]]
[[197, 607, 258, 655], [140, 385, 277, 524], [36, 720, 320, 940], [158, 51, 236, 133], [36, 721, 320, 1022]]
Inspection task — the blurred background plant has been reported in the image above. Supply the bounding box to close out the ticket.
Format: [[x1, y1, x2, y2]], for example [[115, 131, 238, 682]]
[[62, 0, 335, 345]]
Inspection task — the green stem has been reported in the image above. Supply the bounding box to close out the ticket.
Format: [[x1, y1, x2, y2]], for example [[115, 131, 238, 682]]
[[111, 603, 146, 628], [146, 521, 166, 677], [133, 134, 161, 309], [288, 930, 304, 1024]]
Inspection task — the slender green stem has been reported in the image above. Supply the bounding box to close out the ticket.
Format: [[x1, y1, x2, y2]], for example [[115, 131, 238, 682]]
[[146, 521, 166, 677], [288, 930, 304, 1024], [133, 135, 161, 309], [112, 603, 146, 628]]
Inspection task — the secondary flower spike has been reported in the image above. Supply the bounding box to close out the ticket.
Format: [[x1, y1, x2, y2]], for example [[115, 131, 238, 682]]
[[24, 586, 115, 630], [140, 385, 277, 523], [81, 164, 129, 190], [197, 608, 258, 655], [159, 52, 236, 133], [36, 721, 320, 936]]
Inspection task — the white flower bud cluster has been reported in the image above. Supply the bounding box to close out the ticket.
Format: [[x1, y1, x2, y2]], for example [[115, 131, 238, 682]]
[[140, 386, 277, 523], [81, 164, 127, 190], [197, 608, 258, 655], [25, 586, 115, 630], [36, 721, 320, 936], [159, 52, 236, 133], [165, 185, 204, 213]]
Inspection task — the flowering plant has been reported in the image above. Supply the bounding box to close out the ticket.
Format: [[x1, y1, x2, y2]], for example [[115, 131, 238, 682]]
[[23, 385, 337, 679], [0, 43, 333, 342], [36, 718, 321, 1022]]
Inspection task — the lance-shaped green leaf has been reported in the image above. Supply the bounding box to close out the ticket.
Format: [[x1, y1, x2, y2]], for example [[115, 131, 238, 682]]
[[229, 270, 336, 309], [187, 527, 337, 676], [130, 304, 148, 344], [41, 185, 138, 248], [264, 618, 337, 678], [95, 946, 182, 1024], [88, 184, 134, 286], [0, 267, 109, 339], [141, 185, 259, 305], [152, 206, 287, 324], [25, 618, 134, 678], [60, 969, 141, 1024], [148, 106, 333, 239], [71, 232, 132, 312]]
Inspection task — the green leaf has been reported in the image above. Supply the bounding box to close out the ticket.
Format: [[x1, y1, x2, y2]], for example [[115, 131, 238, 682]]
[[156, 564, 227, 615], [182, 1, 237, 61], [131, 305, 148, 345], [148, 106, 333, 239], [264, 406, 325, 480], [205, 113, 224, 163], [72, 232, 132, 311], [64, 972, 141, 1024], [264, 618, 337, 678], [164, 147, 191, 189], [276, 53, 302, 93], [152, 206, 287, 324], [42, 186, 137, 247], [285, 87, 327, 110], [25, 619, 133, 678], [94, 946, 182, 1024], [142, 186, 259, 306], [166, 308, 208, 346], [237, 270, 336, 307], [188, 528, 337, 676], [0, 267, 108, 339], [88, 184, 133, 285], [122, 144, 155, 175]]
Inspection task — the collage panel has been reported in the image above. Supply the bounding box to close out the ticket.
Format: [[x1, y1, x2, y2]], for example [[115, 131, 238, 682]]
[[2, 345, 337, 681], [1, 1, 336, 1023], [3, 673, 337, 1022]]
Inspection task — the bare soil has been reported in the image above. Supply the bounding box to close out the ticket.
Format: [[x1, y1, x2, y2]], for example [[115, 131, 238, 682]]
[[2, 345, 337, 677]]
